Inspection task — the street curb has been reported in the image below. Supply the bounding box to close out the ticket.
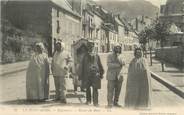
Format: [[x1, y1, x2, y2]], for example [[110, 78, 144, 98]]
[[150, 71, 184, 99], [0, 68, 27, 76]]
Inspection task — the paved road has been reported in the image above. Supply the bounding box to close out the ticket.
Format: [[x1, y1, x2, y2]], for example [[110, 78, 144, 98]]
[[0, 51, 183, 108]]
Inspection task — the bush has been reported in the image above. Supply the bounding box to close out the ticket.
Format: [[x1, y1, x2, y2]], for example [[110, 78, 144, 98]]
[[2, 50, 16, 64], [2, 21, 45, 64]]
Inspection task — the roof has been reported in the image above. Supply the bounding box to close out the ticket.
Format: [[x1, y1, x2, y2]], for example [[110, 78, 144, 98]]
[[50, 0, 81, 18], [115, 17, 124, 26]]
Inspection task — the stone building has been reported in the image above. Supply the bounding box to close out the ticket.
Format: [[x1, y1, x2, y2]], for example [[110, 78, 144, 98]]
[[131, 15, 152, 32], [160, 0, 184, 31], [92, 6, 105, 53], [69, 0, 133, 52], [51, 0, 82, 53], [155, 0, 184, 66], [98, 11, 119, 52], [1, 0, 137, 59], [1, 0, 82, 56], [114, 16, 126, 50], [82, 3, 95, 40], [81, 2, 112, 52], [160, 0, 184, 46]]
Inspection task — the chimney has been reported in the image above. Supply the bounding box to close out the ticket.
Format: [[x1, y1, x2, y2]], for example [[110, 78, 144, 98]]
[[136, 18, 138, 31]]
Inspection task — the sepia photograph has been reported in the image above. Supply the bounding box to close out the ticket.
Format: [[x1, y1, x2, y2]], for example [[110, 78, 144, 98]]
[[0, 0, 183, 114]]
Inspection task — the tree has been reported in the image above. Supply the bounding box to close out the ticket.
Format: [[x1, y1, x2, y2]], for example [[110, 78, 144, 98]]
[[138, 20, 170, 69], [153, 22, 170, 71], [138, 26, 155, 58], [153, 22, 170, 47], [138, 30, 148, 57]]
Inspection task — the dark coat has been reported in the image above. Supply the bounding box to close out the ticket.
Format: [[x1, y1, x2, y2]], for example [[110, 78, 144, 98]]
[[79, 53, 104, 89]]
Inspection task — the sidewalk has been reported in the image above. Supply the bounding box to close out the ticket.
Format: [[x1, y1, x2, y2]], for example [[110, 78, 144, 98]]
[[147, 57, 184, 97], [0, 57, 53, 76], [0, 61, 29, 76]]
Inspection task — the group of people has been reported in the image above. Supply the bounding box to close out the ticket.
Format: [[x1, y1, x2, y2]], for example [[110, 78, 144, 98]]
[[26, 40, 152, 109]]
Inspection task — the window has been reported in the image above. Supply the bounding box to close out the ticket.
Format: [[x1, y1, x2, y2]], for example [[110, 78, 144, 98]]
[[160, 5, 165, 14], [57, 10, 59, 17], [57, 20, 60, 34]]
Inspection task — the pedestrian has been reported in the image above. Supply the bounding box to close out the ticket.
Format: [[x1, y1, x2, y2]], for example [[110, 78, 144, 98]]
[[106, 44, 125, 108], [26, 42, 50, 102], [51, 41, 71, 103], [125, 47, 152, 109], [79, 41, 104, 106]]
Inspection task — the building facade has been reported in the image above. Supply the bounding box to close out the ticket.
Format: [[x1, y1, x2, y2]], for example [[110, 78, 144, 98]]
[[51, 0, 82, 53], [2, 0, 82, 56], [1, 0, 138, 62], [131, 16, 153, 32], [160, 0, 184, 31], [160, 0, 184, 46], [115, 16, 126, 50]]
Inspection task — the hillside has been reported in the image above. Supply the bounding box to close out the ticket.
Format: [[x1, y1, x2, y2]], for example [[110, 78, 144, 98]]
[[96, 0, 159, 21]]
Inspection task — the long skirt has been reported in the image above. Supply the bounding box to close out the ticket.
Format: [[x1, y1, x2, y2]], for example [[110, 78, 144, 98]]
[[125, 70, 151, 109], [26, 62, 49, 101]]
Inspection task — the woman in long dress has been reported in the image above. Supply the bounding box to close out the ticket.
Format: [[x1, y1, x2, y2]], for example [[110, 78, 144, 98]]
[[26, 42, 50, 102], [125, 48, 152, 109]]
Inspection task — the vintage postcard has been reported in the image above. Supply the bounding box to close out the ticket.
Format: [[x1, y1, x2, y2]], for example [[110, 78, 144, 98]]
[[0, 0, 183, 114]]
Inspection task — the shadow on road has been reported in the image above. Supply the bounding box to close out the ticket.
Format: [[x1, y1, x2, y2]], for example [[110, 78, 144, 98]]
[[152, 89, 170, 92], [1, 90, 86, 106], [0, 99, 55, 105]]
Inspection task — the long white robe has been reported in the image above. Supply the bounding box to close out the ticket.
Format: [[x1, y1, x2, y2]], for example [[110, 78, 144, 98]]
[[51, 51, 70, 77], [51, 51, 71, 100], [125, 57, 151, 109], [26, 53, 49, 100]]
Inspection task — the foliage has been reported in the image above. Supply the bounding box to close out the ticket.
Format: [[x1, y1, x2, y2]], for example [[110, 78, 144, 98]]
[[153, 22, 170, 47], [138, 30, 148, 45], [1, 21, 32, 64], [138, 27, 154, 45], [138, 20, 170, 48]]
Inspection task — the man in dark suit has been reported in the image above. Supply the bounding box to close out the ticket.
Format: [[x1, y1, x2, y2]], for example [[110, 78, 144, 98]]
[[79, 41, 104, 106]]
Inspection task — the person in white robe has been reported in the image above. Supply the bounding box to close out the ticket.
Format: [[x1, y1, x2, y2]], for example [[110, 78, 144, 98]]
[[125, 47, 152, 109], [26, 42, 50, 102], [51, 41, 71, 103]]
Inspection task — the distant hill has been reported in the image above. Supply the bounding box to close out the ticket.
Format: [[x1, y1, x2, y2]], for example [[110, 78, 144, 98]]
[[96, 0, 159, 21]]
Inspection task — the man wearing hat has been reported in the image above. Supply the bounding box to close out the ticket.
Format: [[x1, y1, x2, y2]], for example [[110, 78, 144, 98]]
[[80, 41, 104, 106], [51, 40, 71, 103], [106, 44, 125, 107]]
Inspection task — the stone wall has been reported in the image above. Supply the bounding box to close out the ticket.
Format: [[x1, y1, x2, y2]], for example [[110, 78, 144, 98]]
[[51, 7, 81, 53], [2, 1, 52, 56], [155, 47, 183, 66]]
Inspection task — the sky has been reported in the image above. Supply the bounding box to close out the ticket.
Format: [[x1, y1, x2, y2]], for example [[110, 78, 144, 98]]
[[93, 0, 167, 7]]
